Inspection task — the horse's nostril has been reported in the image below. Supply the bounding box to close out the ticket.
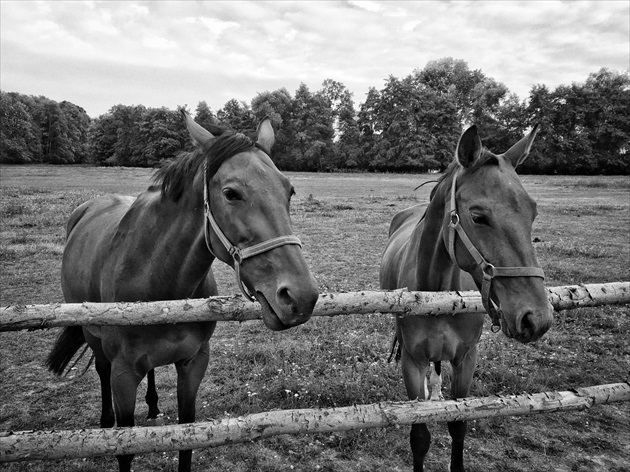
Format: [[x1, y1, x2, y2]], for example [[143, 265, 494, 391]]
[[276, 286, 296, 312], [520, 312, 535, 335]]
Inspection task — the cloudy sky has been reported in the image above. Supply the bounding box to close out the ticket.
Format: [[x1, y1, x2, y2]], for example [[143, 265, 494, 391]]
[[1, 1, 628, 118]]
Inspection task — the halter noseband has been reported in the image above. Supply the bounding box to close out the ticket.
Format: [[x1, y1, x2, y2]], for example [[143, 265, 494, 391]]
[[202, 160, 302, 301], [445, 169, 545, 332]]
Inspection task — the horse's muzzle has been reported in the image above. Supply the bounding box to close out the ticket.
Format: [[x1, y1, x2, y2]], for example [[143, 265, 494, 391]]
[[256, 281, 318, 331], [503, 304, 553, 343]]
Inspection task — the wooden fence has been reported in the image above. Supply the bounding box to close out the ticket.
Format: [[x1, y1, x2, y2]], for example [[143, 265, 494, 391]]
[[1, 281, 629, 463], [3, 383, 628, 462], [2, 282, 628, 331]]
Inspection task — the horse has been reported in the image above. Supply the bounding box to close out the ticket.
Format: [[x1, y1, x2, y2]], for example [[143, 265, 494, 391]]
[[380, 124, 554, 472], [46, 111, 319, 472]]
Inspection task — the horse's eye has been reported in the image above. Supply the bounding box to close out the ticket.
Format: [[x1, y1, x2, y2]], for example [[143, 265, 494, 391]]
[[471, 213, 490, 226], [223, 189, 241, 201]]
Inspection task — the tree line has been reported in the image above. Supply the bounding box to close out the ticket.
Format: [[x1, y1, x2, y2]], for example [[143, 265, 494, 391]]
[[2, 59, 628, 174]]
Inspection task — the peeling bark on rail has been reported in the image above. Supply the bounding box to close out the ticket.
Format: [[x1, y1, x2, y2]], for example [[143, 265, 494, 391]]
[[1, 282, 628, 331], [1, 382, 628, 462]]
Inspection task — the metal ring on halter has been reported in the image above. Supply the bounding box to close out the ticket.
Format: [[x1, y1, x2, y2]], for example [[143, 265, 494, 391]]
[[481, 262, 495, 278], [449, 211, 459, 228]]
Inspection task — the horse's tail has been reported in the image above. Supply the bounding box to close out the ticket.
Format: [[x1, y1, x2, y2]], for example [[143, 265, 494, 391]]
[[46, 326, 87, 376], [387, 334, 401, 363]]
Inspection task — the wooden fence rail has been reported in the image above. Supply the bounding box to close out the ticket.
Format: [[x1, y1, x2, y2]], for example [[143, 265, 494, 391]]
[[2, 382, 628, 463], [1, 282, 628, 332]]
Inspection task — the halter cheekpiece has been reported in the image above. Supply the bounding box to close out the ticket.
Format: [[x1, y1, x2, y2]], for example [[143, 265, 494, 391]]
[[445, 169, 545, 332], [202, 159, 302, 302]]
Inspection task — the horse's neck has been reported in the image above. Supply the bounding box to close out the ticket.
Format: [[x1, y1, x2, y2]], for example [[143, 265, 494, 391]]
[[415, 182, 462, 291], [122, 180, 214, 298]]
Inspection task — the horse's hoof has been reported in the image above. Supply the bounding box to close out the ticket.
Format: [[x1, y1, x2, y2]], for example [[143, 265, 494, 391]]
[[147, 414, 165, 426]]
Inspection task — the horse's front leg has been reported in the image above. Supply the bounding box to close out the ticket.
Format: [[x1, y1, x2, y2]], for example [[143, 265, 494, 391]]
[[111, 362, 143, 472], [448, 345, 478, 472], [401, 346, 431, 472], [175, 342, 210, 472]]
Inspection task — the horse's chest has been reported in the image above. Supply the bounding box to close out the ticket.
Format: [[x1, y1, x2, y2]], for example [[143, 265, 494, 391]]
[[397, 314, 484, 364]]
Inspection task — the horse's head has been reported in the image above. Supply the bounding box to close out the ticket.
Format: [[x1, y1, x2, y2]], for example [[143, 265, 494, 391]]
[[184, 112, 318, 331], [444, 125, 553, 343]]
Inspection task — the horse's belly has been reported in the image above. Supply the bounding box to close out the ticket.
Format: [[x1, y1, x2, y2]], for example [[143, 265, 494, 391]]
[[62, 195, 136, 302], [98, 323, 216, 370]]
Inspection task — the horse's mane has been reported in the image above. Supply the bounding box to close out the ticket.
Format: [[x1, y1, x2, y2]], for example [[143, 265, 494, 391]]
[[429, 160, 460, 201], [152, 129, 256, 202]]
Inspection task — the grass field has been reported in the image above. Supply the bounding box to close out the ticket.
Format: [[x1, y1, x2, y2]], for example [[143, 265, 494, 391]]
[[1, 165, 629, 472]]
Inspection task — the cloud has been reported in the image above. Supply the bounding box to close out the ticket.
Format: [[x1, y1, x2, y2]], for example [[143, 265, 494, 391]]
[[1, 1, 627, 117]]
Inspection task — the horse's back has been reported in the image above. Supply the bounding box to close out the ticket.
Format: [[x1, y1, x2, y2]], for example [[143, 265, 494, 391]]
[[62, 195, 136, 302], [380, 204, 427, 290]]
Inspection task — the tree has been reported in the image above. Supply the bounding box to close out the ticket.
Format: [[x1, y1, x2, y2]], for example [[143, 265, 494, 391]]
[[194, 101, 218, 131], [89, 112, 120, 165], [357, 75, 460, 172], [488, 93, 528, 155], [134, 107, 187, 167], [60, 101, 90, 164], [320, 79, 361, 169], [288, 83, 335, 171], [217, 99, 255, 132], [522, 84, 556, 173], [251, 88, 294, 166], [583, 68, 630, 174], [415, 58, 486, 125], [40, 100, 74, 164], [0, 92, 40, 163]]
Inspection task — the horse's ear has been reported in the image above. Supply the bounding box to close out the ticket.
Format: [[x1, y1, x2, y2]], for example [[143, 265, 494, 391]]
[[503, 124, 540, 169], [457, 125, 483, 168], [255, 117, 275, 155], [181, 110, 214, 146]]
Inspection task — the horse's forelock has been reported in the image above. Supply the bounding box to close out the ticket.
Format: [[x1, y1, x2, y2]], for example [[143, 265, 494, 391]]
[[204, 130, 255, 180], [153, 130, 255, 202], [429, 151, 502, 201]]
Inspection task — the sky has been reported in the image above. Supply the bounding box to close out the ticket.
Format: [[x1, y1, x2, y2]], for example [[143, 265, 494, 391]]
[[1, 1, 628, 118]]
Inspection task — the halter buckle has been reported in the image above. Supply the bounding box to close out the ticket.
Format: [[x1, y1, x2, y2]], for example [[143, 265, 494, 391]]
[[230, 247, 243, 264]]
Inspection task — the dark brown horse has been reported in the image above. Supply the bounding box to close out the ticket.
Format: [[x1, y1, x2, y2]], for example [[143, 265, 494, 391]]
[[380, 125, 553, 472], [46, 112, 319, 471]]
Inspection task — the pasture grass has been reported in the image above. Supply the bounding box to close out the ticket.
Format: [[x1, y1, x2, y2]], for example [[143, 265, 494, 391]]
[[1, 166, 629, 472]]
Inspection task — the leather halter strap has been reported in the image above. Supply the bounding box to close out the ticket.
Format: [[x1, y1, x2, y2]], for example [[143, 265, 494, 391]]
[[203, 160, 302, 301], [445, 169, 545, 331]]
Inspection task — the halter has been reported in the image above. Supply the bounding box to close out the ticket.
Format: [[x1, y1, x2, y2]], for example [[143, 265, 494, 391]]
[[202, 160, 302, 301], [445, 169, 545, 332]]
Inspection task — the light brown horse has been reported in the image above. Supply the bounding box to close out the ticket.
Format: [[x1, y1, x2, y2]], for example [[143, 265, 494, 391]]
[[46, 112, 319, 472], [380, 125, 553, 472]]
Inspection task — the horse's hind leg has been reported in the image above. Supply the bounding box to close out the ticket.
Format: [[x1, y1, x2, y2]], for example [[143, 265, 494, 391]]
[[448, 346, 478, 472], [145, 369, 161, 421], [84, 331, 115, 428], [401, 347, 431, 472], [95, 355, 115, 428], [175, 343, 210, 472]]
